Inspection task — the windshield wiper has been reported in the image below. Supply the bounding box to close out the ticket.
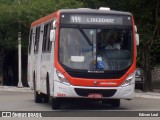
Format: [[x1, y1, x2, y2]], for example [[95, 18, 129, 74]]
[[78, 28, 93, 46]]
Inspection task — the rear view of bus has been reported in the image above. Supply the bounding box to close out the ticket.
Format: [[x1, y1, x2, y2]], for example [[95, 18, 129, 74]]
[[28, 7, 139, 110]]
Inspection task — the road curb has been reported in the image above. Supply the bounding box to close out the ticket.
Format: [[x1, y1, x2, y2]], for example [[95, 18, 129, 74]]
[[0, 86, 33, 93], [135, 93, 160, 99]]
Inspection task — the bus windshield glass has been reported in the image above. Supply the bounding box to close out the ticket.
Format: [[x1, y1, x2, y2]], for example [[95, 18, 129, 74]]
[[59, 27, 132, 71]]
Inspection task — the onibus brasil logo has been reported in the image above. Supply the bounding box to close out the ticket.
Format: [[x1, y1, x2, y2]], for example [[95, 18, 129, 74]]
[[1, 112, 42, 118]]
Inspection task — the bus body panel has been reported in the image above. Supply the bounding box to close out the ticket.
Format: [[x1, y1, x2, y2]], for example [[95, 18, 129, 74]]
[[28, 27, 36, 89], [28, 9, 137, 102], [28, 11, 58, 95], [58, 65, 136, 87], [54, 81, 135, 99]]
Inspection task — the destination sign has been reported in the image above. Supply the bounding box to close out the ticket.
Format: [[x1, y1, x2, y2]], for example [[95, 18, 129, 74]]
[[70, 15, 122, 24], [60, 14, 131, 25]]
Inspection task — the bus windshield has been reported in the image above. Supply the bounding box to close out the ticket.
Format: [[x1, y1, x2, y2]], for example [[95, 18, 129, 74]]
[[59, 27, 132, 71]]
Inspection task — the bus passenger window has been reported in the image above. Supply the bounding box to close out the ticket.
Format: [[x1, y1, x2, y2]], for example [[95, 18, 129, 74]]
[[42, 24, 48, 52], [34, 26, 40, 53], [42, 21, 52, 52], [47, 22, 52, 52], [28, 29, 33, 54]]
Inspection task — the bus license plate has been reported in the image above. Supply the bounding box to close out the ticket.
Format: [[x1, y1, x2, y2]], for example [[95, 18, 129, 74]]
[[88, 93, 102, 98]]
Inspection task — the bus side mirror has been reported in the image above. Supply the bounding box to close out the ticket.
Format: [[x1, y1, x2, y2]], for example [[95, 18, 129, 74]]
[[136, 33, 139, 45], [134, 25, 137, 33], [53, 20, 56, 29], [135, 25, 139, 45], [50, 30, 55, 42]]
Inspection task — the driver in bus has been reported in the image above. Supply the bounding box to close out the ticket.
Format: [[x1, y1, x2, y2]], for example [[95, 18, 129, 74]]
[[97, 32, 106, 50], [105, 34, 121, 50]]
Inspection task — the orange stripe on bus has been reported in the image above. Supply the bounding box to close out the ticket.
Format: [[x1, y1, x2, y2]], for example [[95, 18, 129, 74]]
[[31, 11, 58, 27]]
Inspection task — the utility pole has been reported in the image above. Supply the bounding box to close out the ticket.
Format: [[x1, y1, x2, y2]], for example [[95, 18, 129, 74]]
[[17, 0, 23, 88]]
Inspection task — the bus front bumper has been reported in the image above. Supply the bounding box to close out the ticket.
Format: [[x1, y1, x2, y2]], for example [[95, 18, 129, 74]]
[[53, 81, 135, 99]]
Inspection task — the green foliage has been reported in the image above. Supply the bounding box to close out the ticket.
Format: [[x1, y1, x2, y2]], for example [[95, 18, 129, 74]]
[[0, 0, 84, 86], [0, 0, 83, 54]]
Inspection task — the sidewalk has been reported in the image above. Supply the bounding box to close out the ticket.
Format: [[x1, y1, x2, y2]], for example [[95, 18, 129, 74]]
[[0, 86, 160, 99], [135, 89, 160, 99], [0, 86, 33, 93]]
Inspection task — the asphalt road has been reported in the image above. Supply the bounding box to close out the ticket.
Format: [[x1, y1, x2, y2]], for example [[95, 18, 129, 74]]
[[0, 91, 160, 118]]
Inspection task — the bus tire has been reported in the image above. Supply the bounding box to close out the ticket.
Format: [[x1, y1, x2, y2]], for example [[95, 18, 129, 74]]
[[33, 73, 42, 103], [102, 99, 120, 107], [35, 91, 42, 103], [44, 73, 50, 103], [51, 98, 61, 110], [110, 99, 120, 107]]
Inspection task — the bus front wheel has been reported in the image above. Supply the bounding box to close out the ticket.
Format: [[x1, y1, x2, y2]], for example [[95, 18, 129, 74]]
[[51, 98, 61, 110], [102, 99, 120, 107], [34, 91, 42, 103]]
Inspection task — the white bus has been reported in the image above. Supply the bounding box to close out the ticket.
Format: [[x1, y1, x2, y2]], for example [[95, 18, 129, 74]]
[[28, 7, 139, 109]]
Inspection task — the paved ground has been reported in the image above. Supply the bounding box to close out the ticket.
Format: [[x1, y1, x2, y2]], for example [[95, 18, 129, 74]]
[[0, 87, 160, 119], [1, 90, 160, 111]]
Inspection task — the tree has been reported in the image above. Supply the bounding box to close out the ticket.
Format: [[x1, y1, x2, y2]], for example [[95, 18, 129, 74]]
[[0, 0, 83, 86], [128, 0, 160, 91]]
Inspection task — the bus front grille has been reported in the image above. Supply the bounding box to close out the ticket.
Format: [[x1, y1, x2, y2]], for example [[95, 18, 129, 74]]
[[74, 88, 117, 97]]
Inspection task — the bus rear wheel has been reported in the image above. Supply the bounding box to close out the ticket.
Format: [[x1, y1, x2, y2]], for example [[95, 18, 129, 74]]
[[51, 98, 61, 110], [102, 99, 120, 107], [43, 74, 50, 103], [33, 73, 42, 103]]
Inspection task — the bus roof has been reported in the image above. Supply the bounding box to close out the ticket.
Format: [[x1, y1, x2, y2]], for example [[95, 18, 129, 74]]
[[31, 12, 58, 27], [31, 8, 132, 27], [60, 8, 132, 16]]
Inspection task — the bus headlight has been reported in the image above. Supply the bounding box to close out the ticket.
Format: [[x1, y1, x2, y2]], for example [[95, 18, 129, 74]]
[[56, 70, 70, 85], [121, 74, 134, 87]]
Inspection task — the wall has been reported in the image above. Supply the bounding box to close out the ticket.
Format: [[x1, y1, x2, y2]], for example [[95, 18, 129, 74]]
[[152, 67, 160, 88]]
